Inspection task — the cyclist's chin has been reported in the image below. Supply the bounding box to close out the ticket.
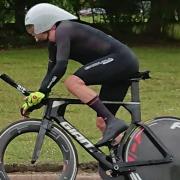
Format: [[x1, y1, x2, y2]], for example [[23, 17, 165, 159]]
[[35, 37, 48, 42]]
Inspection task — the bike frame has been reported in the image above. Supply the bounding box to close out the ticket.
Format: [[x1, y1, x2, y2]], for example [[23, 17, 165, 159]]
[[0, 72, 173, 174]]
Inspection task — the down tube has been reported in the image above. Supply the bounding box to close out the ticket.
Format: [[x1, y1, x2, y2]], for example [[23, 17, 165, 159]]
[[56, 117, 113, 169]]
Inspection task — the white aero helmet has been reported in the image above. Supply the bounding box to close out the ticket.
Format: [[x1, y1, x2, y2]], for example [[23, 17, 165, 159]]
[[25, 3, 77, 34]]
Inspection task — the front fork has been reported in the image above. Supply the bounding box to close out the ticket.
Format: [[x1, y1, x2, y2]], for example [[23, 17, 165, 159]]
[[31, 118, 53, 164]]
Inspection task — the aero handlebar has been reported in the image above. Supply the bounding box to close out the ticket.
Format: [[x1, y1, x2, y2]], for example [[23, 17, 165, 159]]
[[0, 73, 30, 96]]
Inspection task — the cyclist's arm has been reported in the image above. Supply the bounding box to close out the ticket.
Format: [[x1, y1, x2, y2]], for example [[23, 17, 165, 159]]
[[39, 25, 70, 94], [47, 41, 57, 73], [38, 42, 56, 92], [41, 42, 56, 78]]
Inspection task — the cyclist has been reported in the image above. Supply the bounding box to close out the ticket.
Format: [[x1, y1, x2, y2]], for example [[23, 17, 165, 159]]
[[21, 3, 139, 147]]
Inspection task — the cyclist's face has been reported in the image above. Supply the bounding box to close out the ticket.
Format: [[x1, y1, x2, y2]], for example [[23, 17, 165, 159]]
[[34, 33, 48, 42], [26, 25, 48, 42]]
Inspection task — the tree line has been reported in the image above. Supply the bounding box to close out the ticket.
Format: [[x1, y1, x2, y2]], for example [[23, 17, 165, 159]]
[[0, 0, 180, 46]]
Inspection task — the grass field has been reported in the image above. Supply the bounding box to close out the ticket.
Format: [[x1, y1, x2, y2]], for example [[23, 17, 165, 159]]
[[0, 46, 180, 165]]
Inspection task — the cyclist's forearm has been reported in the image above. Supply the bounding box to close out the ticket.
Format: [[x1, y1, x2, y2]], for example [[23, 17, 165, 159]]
[[39, 60, 67, 94]]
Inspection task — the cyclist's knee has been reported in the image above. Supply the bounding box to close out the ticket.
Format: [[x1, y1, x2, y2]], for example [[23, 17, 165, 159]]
[[64, 75, 85, 91], [96, 117, 106, 133]]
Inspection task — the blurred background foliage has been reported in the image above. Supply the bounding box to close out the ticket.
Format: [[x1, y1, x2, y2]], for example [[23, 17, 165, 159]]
[[0, 0, 180, 48]]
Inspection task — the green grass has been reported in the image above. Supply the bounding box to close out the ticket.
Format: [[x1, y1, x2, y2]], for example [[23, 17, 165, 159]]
[[0, 46, 180, 165]]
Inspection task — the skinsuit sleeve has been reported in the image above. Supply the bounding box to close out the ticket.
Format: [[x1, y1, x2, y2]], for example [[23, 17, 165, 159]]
[[39, 22, 71, 94]]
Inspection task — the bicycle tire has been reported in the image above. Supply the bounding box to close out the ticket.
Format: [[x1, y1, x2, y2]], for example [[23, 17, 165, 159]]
[[0, 119, 78, 180], [124, 116, 180, 180]]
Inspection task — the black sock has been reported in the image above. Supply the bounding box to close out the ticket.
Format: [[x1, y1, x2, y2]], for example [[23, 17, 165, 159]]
[[87, 96, 114, 124]]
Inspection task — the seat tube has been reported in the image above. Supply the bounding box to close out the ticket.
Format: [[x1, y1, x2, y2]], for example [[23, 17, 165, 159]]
[[131, 80, 141, 123]]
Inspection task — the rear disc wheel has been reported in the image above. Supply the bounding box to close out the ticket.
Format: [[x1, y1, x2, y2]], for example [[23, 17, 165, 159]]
[[125, 117, 180, 180]]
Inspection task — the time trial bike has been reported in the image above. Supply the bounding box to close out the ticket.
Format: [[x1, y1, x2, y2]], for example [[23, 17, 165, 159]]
[[0, 71, 180, 180]]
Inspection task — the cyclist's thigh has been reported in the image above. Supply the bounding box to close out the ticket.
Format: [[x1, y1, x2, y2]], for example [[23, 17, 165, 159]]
[[99, 82, 130, 115], [74, 53, 138, 85]]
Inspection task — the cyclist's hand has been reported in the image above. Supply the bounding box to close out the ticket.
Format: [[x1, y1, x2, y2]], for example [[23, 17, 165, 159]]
[[20, 92, 45, 117]]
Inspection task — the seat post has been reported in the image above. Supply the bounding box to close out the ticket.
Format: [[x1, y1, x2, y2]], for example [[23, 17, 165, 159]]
[[131, 79, 140, 102], [130, 79, 141, 123]]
